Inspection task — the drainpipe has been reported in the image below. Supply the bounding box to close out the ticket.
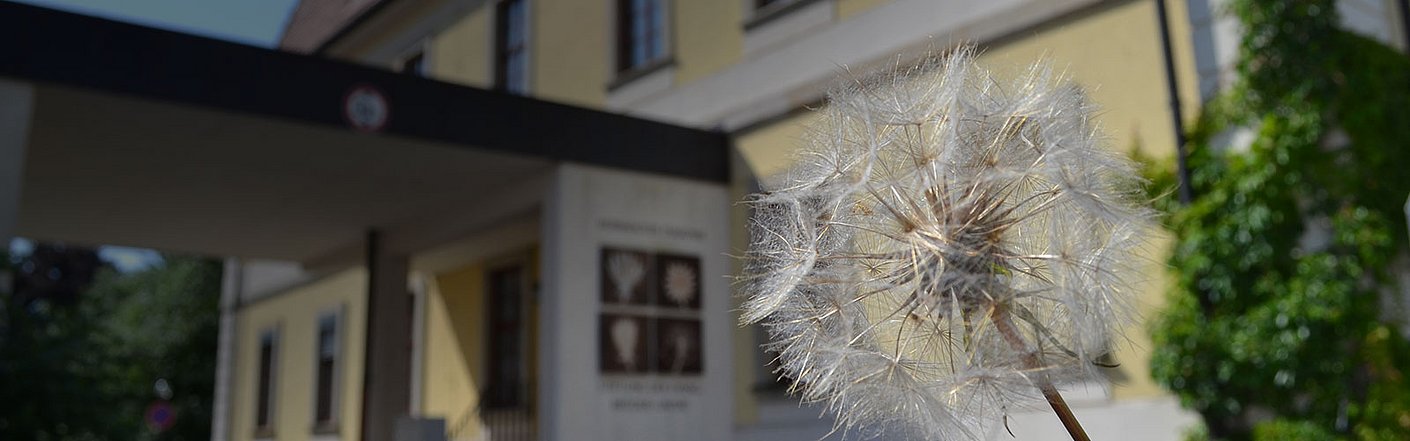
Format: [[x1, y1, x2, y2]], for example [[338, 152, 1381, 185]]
[[1156, 0, 1194, 204]]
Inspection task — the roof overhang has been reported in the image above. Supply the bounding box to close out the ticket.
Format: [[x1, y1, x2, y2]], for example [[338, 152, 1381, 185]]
[[0, 2, 729, 263]]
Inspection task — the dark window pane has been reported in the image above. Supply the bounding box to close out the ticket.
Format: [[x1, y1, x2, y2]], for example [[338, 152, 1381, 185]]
[[485, 266, 525, 408], [496, 0, 530, 94], [314, 314, 337, 424], [400, 52, 425, 76], [618, 0, 667, 71], [256, 331, 276, 429]]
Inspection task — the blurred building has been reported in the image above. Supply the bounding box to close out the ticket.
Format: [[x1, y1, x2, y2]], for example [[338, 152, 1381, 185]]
[[263, 1, 1218, 440], [210, 0, 1409, 440], [2, 0, 1406, 441], [252, 1, 1407, 440]]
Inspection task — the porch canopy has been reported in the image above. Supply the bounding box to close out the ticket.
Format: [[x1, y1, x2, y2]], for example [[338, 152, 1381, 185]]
[[0, 3, 728, 440]]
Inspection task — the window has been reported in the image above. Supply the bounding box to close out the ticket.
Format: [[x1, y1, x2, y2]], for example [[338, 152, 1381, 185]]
[[256, 328, 279, 434], [400, 51, 426, 77], [495, 0, 530, 94], [616, 0, 669, 72], [484, 265, 527, 408], [313, 311, 340, 429]]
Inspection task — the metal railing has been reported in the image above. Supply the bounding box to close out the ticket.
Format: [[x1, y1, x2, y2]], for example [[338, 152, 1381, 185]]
[[446, 400, 536, 441], [480, 407, 536, 441]]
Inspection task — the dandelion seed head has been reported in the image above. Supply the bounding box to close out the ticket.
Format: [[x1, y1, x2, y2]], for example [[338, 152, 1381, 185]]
[[740, 47, 1155, 439]]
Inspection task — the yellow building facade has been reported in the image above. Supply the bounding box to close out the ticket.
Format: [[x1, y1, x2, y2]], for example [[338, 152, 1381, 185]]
[[216, 0, 1398, 439], [230, 268, 369, 441]]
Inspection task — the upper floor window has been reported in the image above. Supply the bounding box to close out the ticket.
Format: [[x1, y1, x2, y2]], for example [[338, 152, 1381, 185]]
[[400, 51, 426, 77], [496, 0, 530, 94], [313, 310, 341, 429], [255, 327, 279, 435], [616, 0, 669, 72]]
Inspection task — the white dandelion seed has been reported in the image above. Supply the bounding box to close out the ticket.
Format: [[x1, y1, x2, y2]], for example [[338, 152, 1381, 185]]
[[740, 48, 1154, 440]]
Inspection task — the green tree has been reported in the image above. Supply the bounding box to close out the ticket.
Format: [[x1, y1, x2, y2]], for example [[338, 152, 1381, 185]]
[[95, 255, 223, 441], [1148, 1, 1410, 440], [0, 248, 221, 441]]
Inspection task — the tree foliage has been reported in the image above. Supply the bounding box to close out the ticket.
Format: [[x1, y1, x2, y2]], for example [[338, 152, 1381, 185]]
[[1148, 0, 1410, 439], [0, 246, 221, 441]]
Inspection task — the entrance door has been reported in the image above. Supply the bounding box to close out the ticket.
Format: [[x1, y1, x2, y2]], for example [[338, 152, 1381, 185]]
[[483, 263, 534, 441]]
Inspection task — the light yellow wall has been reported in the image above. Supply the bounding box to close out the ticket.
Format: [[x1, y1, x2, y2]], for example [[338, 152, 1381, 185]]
[[532, 0, 613, 107], [977, 0, 1188, 160], [1167, 0, 1203, 123], [836, 0, 890, 20], [728, 0, 1197, 414], [1111, 231, 1176, 400], [675, 0, 744, 85], [975, 0, 1188, 397], [734, 110, 818, 182], [420, 263, 488, 439], [418, 247, 540, 439], [430, 5, 494, 89], [231, 268, 367, 441]]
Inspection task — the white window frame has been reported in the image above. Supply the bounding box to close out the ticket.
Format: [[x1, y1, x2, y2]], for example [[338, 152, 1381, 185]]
[[254, 325, 281, 439], [310, 305, 345, 433]]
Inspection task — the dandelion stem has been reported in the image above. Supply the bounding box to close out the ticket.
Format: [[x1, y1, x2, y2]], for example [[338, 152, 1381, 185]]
[[990, 304, 1091, 441]]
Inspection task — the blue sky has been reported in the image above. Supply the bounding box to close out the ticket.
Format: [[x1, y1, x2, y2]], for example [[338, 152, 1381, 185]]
[[9, 238, 165, 273], [13, 0, 300, 47]]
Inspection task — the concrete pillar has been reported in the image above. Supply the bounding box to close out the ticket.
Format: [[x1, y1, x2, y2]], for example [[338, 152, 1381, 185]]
[[210, 259, 243, 441], [540, 164, 733, 441], [0, 79, 34, 245], [362, 230, 413, 441]]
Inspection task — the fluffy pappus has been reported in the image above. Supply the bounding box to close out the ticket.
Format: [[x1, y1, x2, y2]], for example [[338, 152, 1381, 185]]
[[739, 48, 1156, 440]]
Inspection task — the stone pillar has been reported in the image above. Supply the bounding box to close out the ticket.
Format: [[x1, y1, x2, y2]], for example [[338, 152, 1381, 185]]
[[362, 230, 413, 441], [0, 79, 34, 245]]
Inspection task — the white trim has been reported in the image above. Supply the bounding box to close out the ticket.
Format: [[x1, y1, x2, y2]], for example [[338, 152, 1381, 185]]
[[236, 259, 318, 304], [619, 0, 1106, 131], [310, 306, 346, 431], [605, 63, 675, 110], [408, 273, 427, 415], [742, 0, 835, 60], [254, 324, 282, 438]]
